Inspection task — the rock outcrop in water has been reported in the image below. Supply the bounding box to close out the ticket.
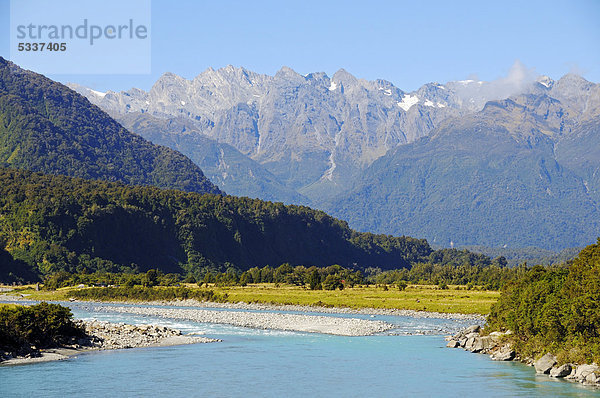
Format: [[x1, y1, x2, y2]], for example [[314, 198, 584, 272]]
[[446, 326, 600, 387], [79, 320, 219, 350]]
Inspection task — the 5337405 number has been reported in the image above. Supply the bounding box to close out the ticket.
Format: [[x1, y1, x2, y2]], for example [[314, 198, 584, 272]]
[[17, 42, 67, 51]]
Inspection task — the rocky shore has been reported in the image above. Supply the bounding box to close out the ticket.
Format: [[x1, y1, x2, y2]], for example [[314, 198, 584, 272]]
[[1, 320, 219, 365], [80, 320, 219, 350], [446, 325, 600, 387], [93, 305, 394, 336]]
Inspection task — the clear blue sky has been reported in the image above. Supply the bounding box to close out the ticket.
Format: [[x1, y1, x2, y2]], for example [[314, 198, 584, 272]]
[[1, 0, 599, 92]]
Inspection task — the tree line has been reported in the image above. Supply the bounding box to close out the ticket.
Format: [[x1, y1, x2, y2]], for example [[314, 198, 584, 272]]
[[42, 247, 519, 292]]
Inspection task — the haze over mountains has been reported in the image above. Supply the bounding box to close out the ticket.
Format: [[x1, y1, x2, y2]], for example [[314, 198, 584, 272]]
[[69, 63, 600, 250]]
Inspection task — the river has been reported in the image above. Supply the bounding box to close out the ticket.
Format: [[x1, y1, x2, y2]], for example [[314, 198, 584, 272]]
[[1, 302, 597, 397]]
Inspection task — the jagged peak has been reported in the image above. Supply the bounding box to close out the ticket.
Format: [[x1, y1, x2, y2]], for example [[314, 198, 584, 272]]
[[218, 64, 250, 74], [553, 74, 597, 93], [557, 73, 591, 84], [375, 79, 394, 89], [124, 87, 146, 96], [332, 68, 357, 85], [155, 71, 187, 84], [275, 65, 303, 79], [149, 72, 189, 94], [305, 71, 328, 81]]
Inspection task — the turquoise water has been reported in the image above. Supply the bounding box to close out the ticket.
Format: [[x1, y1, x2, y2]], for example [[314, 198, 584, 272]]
[[1, 304, 597, 397]]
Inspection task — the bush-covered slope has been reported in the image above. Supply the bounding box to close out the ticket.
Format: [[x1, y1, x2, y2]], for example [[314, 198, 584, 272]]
[[0, 246, 37, 284], [0, 57, 220, 195], [0, 168, 431, 281], [486, 239, 600, 364]]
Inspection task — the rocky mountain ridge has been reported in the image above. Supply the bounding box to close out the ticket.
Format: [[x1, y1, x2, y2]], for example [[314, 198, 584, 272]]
[[69, 67, 600, 250], [69, 65, 520, 200]]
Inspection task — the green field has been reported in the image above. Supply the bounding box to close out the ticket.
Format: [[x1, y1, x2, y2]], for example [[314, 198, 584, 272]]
[[1, 283, 499, 314], [210, 284, 498, 314]]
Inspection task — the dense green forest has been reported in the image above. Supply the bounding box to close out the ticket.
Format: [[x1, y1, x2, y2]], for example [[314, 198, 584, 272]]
[[486, 239, 600, 364], [43, 247, 517, 294], [0, 57, 220, 195], [0, 246, 37, 283], [0, 167, 431, 282], [460, 245, 581, 267]]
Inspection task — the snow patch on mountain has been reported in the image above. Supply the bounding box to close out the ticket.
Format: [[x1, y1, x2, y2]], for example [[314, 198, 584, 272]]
[[90, 89, 106, 98], [398, 94, 419, 111]]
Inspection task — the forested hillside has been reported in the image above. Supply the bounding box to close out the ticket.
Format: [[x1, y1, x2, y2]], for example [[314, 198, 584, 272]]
[[0, 168, 431, 282], [0, 57, 220, 195]]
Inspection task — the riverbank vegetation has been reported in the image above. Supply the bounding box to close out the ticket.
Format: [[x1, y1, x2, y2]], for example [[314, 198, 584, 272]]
[[37, 248, 518, 292], [4, 241, 588, 316], [69, 286, 227, 303], [486, 239, 600, 364], [0, 252, 544, 314], [0, 302, 84, 358]]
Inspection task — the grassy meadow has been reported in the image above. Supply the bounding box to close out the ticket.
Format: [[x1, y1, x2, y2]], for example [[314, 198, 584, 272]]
[[1, 283, 499, 315]]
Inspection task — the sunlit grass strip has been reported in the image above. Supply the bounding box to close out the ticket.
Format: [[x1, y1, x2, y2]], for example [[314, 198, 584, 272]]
[[209, 284, 499, 314], [1, 284, 500, 314]]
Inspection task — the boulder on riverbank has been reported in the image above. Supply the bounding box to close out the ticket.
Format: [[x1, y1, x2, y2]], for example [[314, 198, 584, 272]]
[[490, 345, 515, 361], [534, 353, 557, 374], [446, 325, 509, 355], [550, 363, 572, 378], [566, 364, 600, 385]]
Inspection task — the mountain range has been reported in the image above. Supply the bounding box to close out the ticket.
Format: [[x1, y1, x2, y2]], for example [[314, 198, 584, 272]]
[[69, 64, 600, 250], [0, 57, 438, 282]]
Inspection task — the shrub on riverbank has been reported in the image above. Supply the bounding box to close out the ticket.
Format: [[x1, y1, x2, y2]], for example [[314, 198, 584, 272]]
[[69, 286, 227, 303], [0, 302, 84, 357], [486, 239, 600, 364]]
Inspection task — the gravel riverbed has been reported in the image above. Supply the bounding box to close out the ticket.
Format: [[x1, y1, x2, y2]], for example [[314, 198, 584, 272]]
[[181, 301, 487, 321], [82, 299, 486, 322], [93, 305, 395, 336]]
